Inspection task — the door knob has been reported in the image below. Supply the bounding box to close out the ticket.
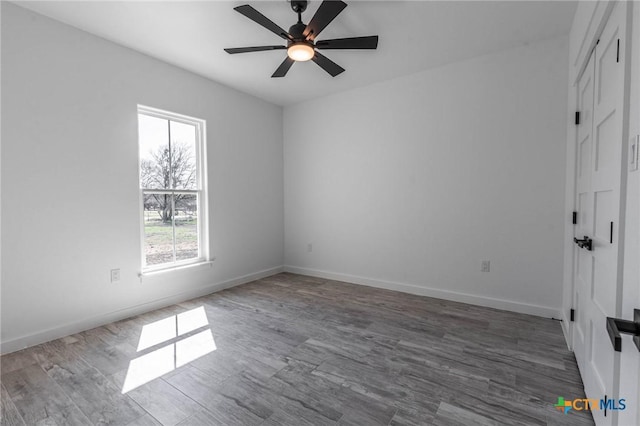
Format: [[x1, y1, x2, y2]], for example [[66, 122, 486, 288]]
[[574, 236, 593, 251], [606, 309, 640, 352]]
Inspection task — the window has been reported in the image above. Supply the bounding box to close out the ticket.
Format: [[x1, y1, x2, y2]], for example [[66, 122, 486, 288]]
[[137, 106, 207, 271]]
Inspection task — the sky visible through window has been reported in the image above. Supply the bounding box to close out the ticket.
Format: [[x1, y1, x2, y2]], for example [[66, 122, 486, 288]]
[[138, 114, 196, 182]]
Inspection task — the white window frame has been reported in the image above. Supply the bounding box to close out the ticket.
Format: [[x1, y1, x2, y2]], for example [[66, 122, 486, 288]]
[[137, 105, 208, 273]]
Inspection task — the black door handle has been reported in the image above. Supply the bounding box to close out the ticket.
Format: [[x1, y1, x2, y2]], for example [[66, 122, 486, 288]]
[[574, 236, 593, 251], [606, 309, 640, 352]]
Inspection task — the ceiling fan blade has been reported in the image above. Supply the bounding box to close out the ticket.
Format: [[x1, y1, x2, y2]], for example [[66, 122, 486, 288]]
[[315, 35, 378, 50], [272, 57, 295, 78], [303, 0, 347, 41], [234, 5, 291, 40], [312, 51, 345, 77], [224, 46, 286, 54]]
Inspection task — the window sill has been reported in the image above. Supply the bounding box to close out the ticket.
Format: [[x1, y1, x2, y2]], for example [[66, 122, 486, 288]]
[[139, 258, 214, 280]]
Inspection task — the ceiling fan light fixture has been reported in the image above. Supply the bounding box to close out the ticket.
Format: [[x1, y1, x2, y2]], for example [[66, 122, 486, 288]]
[[287, 42, 314, 61]]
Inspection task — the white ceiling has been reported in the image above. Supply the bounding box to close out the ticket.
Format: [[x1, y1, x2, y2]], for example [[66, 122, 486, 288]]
[[14, 1, 577, 106]]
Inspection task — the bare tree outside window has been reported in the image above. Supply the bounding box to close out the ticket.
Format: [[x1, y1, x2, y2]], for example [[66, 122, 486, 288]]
[[141, 142, 196, 223]]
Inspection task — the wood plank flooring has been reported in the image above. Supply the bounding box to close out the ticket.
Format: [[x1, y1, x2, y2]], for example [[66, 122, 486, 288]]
[[1, 273, 594, 425]]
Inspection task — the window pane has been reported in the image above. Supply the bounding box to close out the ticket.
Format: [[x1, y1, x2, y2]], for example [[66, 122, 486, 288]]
[[144, 193, 174, 266], [169, 121, 197, 190], [139, 114, 170, 189], [175, 194, 198, 261]]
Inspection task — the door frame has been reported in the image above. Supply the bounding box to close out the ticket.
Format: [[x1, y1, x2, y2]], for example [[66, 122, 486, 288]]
[[617, 2, 640, 425]]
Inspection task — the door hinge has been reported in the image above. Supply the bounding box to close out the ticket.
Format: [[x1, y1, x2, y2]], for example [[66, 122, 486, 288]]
[[575, 111, 580, 125], [616, 39, 620, 63], [610, 221, 614, 244], [570, 309, 575, 322], [572, 211, 577, 224]]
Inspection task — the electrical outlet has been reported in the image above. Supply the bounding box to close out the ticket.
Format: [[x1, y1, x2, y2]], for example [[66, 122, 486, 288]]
[[307, 243, 313, 253], [110, 268, 121, 282], [481, 261, 490, 272]]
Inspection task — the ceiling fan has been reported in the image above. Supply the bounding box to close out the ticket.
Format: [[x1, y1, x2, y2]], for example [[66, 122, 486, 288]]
[[224, 0, 378, 78]]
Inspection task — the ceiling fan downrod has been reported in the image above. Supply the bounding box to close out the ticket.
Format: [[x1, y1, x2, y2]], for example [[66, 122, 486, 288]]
[[291, 0, 307, 27]]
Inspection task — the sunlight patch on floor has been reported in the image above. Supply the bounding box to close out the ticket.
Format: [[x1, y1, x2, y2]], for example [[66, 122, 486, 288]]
[[122, 306, 215, 393]]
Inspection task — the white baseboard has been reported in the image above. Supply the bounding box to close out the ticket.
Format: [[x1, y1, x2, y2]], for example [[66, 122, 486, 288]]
[[0, 266, 283, 355], [284, 265, 561, 319]]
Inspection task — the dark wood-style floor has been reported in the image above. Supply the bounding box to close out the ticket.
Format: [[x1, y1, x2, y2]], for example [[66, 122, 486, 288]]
[[1, 273, 594, 426]]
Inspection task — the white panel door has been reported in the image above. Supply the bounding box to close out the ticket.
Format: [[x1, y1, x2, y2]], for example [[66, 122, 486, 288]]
[[573, 49, 595, 375], [572, 2, 628, 425]]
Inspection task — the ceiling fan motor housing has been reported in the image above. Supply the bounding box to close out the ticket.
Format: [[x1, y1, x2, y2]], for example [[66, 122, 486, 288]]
[[288, 22, 308, 42]]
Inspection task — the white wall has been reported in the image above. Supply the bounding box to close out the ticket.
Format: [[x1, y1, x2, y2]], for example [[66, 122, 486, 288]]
[[284, 36, 569, 317], [0, 3, 284, 353]]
